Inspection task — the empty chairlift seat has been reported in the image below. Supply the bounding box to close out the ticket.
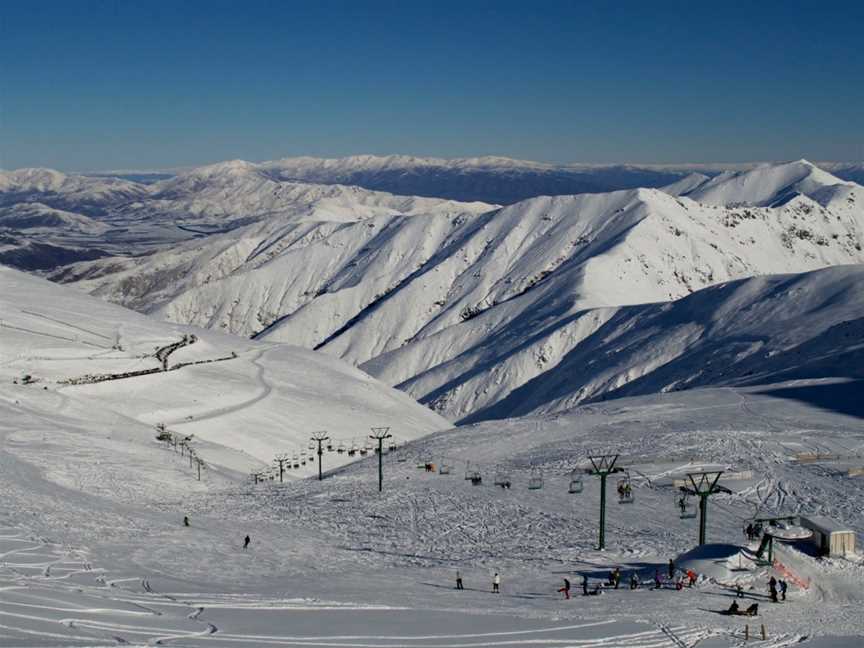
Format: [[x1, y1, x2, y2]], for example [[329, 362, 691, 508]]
[[528, 469, 544, 490], [568, 471, 584, 494]]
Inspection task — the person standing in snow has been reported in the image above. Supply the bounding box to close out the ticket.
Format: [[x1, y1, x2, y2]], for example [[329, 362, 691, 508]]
[[629, 573, 639, 589], [183, 516, 190, 527], [654, 570, 662, 590], [243, 534, 251, 551], [492, 572, 500, 593], [779, 579, 788, 601], [768, 576, 778, 603], [456, 571, 464, 590], [558, 578, 571, 599], [735, 583, 744, 598], [687, 569, 697, 587], [582, 574, 589, 596], [668, 559, 675, 580]]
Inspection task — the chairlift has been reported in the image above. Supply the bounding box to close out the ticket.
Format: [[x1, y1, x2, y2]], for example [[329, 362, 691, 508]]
[[470, 470, 482, 485], [388, 438, 397, 452], [528, 468, 544, 490], [676, 491, 697, 519], [308, 440, 316, 451], [359, 444, 369, 456], [439, 463, 452, 475], [348, 439, 358, 457], [464, 462, 475, 480], [617, 474, 634, 504], [337, 442, 346, 455], [568, 470, 584, 494], [494, 470, 512, 489], [326, 441, 334, 452]]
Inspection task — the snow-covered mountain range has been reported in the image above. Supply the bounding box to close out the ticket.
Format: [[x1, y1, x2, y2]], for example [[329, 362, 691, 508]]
[[90, 155, 864, 204], [43, 159, 864, 421]]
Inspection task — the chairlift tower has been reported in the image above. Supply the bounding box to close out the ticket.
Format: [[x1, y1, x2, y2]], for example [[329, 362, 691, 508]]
[[682, 471, 730, 545], [370, 427, 392, 492], [274, 454, 291, 483], [310, 431, 330, 481], [587, 454, 623, 550]]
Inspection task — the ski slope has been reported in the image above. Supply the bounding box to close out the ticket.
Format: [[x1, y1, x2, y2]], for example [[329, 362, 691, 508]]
[[2, 365, 863, 646], [0, 266, 449, 476]]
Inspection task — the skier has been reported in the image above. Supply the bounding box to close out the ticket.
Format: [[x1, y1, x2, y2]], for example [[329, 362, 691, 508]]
[[582, 574, 589, 596], [768, 576, 778, 603], [243, 534, 251, 551], [735, 583, 744, 598], [492, 572, 500, 594], [629, 573, 639, 589], [668, 559, 675, 580], [611, 567, 621, 589], [558, 578, 571, 599], [779, 579, 788, 601], [183, 515, 190, 527], [456, 571, 464, 590], [654, 569, 663, 590]]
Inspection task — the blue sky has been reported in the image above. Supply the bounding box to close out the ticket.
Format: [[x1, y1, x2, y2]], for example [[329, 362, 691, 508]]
[[1, 0, 862, 170]]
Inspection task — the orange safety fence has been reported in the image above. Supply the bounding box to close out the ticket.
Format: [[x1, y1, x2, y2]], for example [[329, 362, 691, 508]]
[[772, 559, 811, 590]]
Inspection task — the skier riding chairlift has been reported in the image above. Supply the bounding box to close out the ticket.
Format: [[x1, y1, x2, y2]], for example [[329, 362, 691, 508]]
[[617, 475, 634, 503]]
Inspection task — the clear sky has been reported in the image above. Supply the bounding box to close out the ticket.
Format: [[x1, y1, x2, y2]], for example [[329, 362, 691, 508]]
[[2, 0, 862, 171]]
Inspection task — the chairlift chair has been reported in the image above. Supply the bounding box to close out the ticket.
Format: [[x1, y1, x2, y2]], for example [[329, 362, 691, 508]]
[[470, 470, 482, 485], [677, 492, 697, 519], [388, 438, 398, 452], [438, 463, 452, 475], [348, 440, 358, 457], [308, 440, 316, 451], [528, 468, 544, 490], [617, 474, 634, 504], [337, 442, 346, 455], [464, 462, 475, 480], [568, 470, 584, 494], [326, 441, 334, 452], [494, 470, 511, 489]]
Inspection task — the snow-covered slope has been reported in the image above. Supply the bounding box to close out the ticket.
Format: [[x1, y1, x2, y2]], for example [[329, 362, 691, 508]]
[[382, 265, 864, 422], [53, 162, 864, 418], [677, 160, 850, 207], [0, 265, 449, 473], [4, 367, 864, 645]]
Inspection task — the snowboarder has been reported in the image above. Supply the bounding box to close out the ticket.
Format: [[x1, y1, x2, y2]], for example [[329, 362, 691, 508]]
[[558, 578, 571, 599], [456, 571, 464, 590], [183, 516, 190, 527], [779, 579, 788, 601], [492, 572, 500, 593], [668, 559, 675, 580], [726, 601, 740, 615], [243, 534, 251, 551], [768, 576, 778, 603], [582, 574, 589, 596]]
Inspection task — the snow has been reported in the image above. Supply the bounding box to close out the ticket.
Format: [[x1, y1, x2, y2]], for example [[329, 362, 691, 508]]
[[3, 335, 864, 645], [59, 166, 864, 421], [0, 266, 449, 474]]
